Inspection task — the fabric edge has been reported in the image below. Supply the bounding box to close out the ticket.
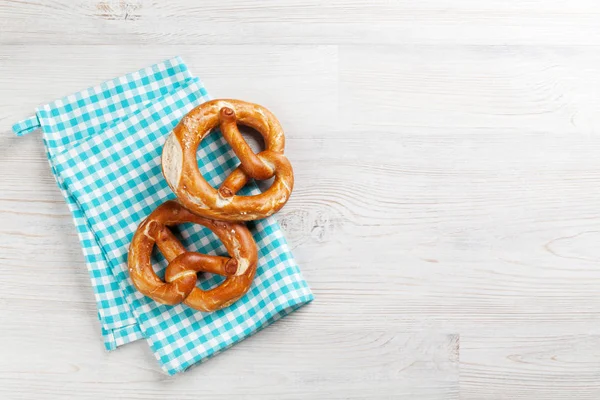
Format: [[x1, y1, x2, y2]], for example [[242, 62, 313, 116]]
[[162, 294, 315, 376]]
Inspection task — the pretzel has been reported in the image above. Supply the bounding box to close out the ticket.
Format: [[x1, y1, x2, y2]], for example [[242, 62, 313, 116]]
[[161, 99, 294, 221], [128, 200, 258, 312]]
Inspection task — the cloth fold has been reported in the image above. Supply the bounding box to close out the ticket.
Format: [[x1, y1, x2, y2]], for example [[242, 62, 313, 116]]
[[13, 57, 313, 374]]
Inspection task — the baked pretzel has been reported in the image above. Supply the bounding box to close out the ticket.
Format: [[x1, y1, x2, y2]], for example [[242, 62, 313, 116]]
[[161, 99, 294, 221], [128, 200, 258, 312]]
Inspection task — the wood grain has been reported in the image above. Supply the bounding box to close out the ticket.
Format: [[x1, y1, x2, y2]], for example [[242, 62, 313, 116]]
[[461, 334, 600, 399], [2, 1, 600, 46], [0, 45, 338, 135], [3, 1, 600, 399]]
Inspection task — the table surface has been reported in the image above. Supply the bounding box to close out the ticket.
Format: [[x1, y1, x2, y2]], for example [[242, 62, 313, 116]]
[[2, 1, 600, 399]]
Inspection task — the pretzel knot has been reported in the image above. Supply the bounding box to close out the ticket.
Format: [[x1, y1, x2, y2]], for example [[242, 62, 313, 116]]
[[161, 99, 294, 221], [128, 201, 258, 312]]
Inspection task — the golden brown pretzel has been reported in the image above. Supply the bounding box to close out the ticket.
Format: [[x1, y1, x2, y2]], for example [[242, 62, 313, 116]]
[[161, 99, 294, 221], [128, 200, 258, 312]]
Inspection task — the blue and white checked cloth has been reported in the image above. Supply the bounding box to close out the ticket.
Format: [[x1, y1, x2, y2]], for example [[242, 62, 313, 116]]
[[13, 57, 313, 375]]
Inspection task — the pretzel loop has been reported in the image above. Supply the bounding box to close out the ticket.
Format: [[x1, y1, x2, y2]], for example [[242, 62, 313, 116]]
[[161, 99, 294, 221], [128, 200, 258, 312]]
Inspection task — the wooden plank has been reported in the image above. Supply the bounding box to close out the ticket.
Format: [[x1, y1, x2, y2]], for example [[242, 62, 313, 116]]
[[461, 334, 600, 399], [0, 45, 338, 135], [1, 0, 600, 45], [339, 45, 600, 135]]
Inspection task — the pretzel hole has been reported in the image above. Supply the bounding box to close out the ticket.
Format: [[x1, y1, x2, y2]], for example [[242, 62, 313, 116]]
[[237, 125, 276, 192], [167, 222, 229, 290], [238, 125, 265, 154], [150, 246, 169, 279], [195, 135, 225, 187], [148, 225, 194, 279]]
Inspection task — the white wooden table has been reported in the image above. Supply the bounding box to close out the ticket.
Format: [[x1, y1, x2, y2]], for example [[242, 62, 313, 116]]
[[2, 1, 600, 399]]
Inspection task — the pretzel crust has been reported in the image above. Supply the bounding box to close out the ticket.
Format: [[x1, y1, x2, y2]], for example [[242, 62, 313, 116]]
[[161, 99, 294, 221], [128, 200, 258, 312]]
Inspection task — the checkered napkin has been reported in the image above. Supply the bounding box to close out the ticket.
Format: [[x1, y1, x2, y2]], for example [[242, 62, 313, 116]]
[[12, 57, 313, 375]]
